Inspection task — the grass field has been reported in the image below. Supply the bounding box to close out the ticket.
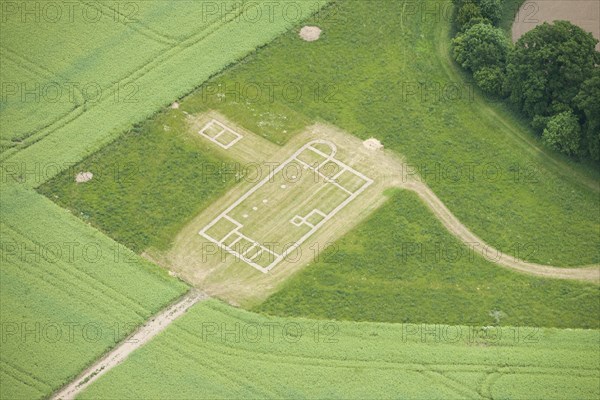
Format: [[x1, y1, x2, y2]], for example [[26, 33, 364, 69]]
[[183, 0, 600, 267], [79, 299, 600, 399], [255, 189, 600, 328], [1, 0, 599, 398], [40, 0, 600, 268], [0, 1, 328, 398]]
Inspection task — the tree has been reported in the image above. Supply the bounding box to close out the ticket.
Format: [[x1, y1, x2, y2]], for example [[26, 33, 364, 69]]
[[574, 69, 600, 160], [456, 1, 484, 31], [542, 110, 582, 156], [474, 66, 506, 94], [452, 23, 510, 73], [453, 0, 502, 26], [506, 21, 599, 119], [478, 0, 503, 25]]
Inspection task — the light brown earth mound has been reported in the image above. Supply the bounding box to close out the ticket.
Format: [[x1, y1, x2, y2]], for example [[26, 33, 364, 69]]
[[75, 172, 93, 183], [364, 138, 384, 150], [299, 26, 322, 41]]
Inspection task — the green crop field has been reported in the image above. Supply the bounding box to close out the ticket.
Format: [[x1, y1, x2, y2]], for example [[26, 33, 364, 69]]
[[256, 189, 600, 328], [0, 186, 188, 399], [0, 1, 328, 398], [1, 0, 327, 183], [2, 0, 599, 399], [80, 299, 600, 399]]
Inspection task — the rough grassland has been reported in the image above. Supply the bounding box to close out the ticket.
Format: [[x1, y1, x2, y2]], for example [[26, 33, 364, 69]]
[[38, 117, 237, 253], [256, 190, 599, 329], [80, 300, 600, 399], [147, 113, 409, 307]]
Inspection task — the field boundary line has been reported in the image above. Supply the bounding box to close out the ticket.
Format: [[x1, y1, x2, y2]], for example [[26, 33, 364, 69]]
[[162, 334, 282, 399], [51, 289, 207, 400], [2, 223, 142, 319], [171, 327, 596, 379], [0, 360, 53, 394], [1, 47, 86, 105], [421, 370, 482, 400], [0, 48, 86, 154]]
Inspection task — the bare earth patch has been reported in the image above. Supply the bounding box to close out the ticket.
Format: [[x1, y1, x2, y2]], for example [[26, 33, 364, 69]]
[[512, 0, 600, 51], [299, 26, 322, 41], [75, 172, 93, 183], [363, 138, 384, 150]]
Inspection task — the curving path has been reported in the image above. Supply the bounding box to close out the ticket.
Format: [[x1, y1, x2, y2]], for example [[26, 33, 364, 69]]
[[401, 181, 600, 283]]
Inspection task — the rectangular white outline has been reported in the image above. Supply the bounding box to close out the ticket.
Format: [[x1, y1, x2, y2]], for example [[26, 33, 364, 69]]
[[199, 119, 243, 149], [199, 140, 373, 273]]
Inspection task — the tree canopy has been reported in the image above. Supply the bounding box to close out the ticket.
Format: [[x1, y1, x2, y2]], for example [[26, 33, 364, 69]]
[[542, 110, 582, 156], [506, 21, 599, 119], [574, 70, 600, 160], [452, 22, 510, 73]]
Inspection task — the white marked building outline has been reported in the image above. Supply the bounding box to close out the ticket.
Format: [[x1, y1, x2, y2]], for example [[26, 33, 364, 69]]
[[199, 119, 243, 149], [199, 140, 373, 273]]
